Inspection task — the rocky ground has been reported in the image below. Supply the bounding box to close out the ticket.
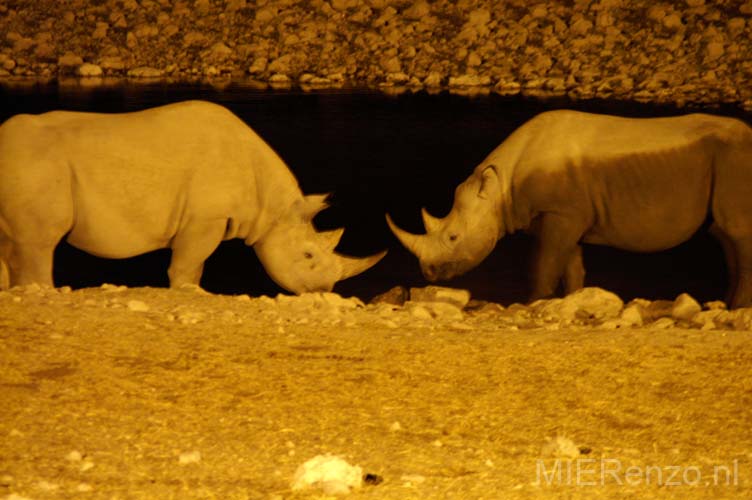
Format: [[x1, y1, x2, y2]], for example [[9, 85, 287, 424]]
[[1, 284, 751, 499], [2, 0, 752, 107]]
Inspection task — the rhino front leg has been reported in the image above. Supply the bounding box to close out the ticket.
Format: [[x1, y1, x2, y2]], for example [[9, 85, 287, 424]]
[[529, 213, 586, 301], [5, 241, 56, 287], [563, 244, 585, 295], [167, 219, 227, 288]]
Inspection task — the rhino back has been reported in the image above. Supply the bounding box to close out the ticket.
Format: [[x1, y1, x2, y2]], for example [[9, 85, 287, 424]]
[[0, 101, 301, 258], [490, 111, 748, 251]]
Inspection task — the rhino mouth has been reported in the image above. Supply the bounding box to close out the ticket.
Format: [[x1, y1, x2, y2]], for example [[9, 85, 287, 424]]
[[421, 261, 466, 282]]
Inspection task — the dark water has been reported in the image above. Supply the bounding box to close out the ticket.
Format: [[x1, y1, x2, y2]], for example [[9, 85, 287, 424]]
[[1, 81, 750, 304]]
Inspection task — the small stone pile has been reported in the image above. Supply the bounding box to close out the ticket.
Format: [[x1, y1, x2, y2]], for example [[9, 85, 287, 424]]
[[0, 0, 751, 108], [3, 282, 752, 332]]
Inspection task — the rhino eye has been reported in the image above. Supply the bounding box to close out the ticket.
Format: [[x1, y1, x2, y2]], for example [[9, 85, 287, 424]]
[[449, 234, 458, 242], [304, 251, 313, 259]]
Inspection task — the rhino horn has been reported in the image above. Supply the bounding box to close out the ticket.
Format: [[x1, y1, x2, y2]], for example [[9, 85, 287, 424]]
[[385, 213, 428, 258], [421, 207, 443, 234], [300, 193, 331, 221], [337, 250, 387, 280], [320, 227, 345, 252]]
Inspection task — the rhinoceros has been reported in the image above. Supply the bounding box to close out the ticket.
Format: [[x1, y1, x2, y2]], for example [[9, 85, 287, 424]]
[[387, 110, 752, 308], [0, 100, 385, 293]]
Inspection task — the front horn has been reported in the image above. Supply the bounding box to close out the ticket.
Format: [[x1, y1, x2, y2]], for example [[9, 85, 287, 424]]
[[337, 250, 388, 281], [385, 214, 428, 258]]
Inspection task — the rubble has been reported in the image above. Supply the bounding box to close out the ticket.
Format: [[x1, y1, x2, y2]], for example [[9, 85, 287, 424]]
[[0, 1, 750, 107]]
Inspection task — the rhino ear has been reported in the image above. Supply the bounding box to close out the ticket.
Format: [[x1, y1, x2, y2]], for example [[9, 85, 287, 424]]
[[478, 165, 498, 200], [320, 227, 344, 252], [298, 193, 331, 221]]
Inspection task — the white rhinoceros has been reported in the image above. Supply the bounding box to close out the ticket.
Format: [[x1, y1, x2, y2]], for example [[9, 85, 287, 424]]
[[387, 110, 752, 308], [0, 100, 385, 293]]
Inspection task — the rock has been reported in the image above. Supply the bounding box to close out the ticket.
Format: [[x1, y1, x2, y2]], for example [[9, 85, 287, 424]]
[[649, 317, 676, 329], [178, 450, 201, 465], [725, 308, 752, 330], [703, 300, 727, 310], [58, 52, 83, 67], [291, 454, 362, 495], [638, 299, 674, 323], [127, 300, 149, 312], [534, 287, 623, 322], [127, 66, 164, 78], [541, 436, 580, 459], [671, 293, 701, 321], [409, 286, 470, 309], [705, 41, 725, 62], [99, 56, 125, 71], [405, 301, 463, 320], [370, 286, 408, 306], [691, 309, 723, 330], [76, 63, 103, 77], [448, 74, 492, 87], [406, 302, 433, 320], [404, 1, 431, 20], [619, 303, 644, 327]]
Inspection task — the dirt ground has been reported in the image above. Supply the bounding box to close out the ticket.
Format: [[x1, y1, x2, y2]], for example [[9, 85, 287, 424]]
[[1, 284, 751, 499]]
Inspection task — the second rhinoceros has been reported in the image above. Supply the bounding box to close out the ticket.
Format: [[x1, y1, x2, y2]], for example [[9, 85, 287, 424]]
[[387, 110, 752, 308], [0, 100, 385, 294]]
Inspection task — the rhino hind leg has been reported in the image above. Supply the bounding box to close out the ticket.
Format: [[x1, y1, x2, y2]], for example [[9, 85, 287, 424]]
[[167, 219, 227, 287], [530, 213, 587, 301], [709, 223, 739, 306], [722, 236, 752, 309]]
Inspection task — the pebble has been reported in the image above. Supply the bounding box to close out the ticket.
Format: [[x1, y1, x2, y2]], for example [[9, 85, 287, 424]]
[[178, 450, 202, 465], [127, 300, 149, 312]]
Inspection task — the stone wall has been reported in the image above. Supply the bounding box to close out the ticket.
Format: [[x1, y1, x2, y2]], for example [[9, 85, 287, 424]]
[[1, 0, 751, 107]]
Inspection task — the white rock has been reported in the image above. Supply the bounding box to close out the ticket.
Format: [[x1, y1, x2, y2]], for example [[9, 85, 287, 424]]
[[691, 310, 723, 330], [535, 287, 623, 322], [541, 436, 580, 459], [448, 74, 492, 87], [291, 454, 362, 495], [127, 66, 164, 78], [619, 303, 644, 327], [410, 286, 470, 309], [127, 300, 149, 312], [649, 317, 676, 329], [178, 450, 201, 465], [671, 293, 701, 321], [406, 303, 433, 320], [76, 63, 103, 77]]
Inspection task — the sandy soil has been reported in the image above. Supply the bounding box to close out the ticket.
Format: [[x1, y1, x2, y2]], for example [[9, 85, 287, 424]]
[[1, 284, 750, 499]]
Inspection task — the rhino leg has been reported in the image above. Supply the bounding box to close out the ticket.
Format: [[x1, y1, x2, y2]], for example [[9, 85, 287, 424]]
[[5, 241, 56, 287], [709, 223, 738, 306], [530, 213, 587, 301], [563, 244, 585, 295], [728, 238, 752, 309], [167, 219, 226, 287]]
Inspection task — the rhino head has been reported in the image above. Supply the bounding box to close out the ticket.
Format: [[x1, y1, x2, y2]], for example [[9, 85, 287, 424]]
[[387, 165, 502, 282], [255, 194, 386, 294]]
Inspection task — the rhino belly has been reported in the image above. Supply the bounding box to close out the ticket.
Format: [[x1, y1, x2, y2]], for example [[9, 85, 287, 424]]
[[582, 201, 709, 253], [66, 198, 177, 259]]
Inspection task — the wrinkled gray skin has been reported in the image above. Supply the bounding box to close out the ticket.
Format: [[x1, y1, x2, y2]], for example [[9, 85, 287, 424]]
[[388, 110, 752, 308], [0, 100, 385, 294]]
